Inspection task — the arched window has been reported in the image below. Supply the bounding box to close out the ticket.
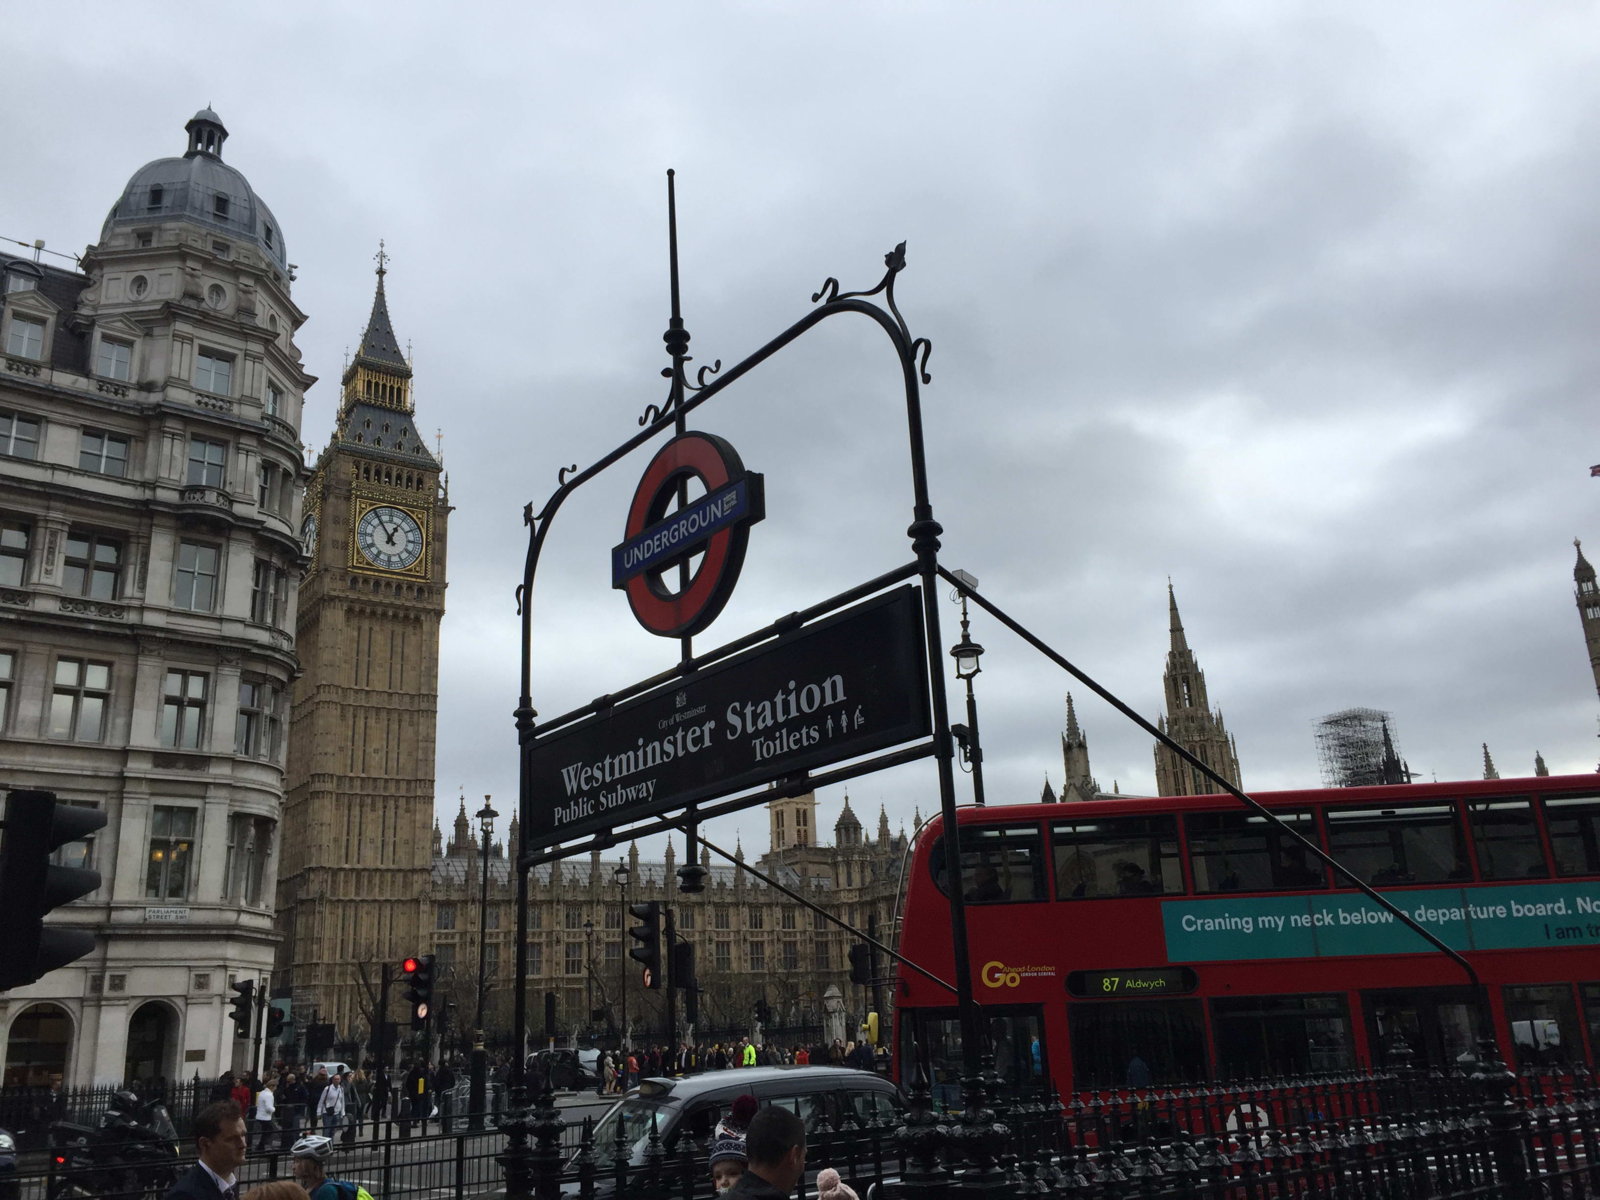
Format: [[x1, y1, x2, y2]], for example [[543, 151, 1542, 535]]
[[4, 1002, 73, 1087]]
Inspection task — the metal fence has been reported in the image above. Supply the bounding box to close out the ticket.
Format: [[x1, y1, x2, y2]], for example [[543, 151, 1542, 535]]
[[5, 1050, 1599, 1200]]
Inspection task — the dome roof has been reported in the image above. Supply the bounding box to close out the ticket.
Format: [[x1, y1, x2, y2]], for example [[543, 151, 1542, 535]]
[[100, 108, 287, 270]]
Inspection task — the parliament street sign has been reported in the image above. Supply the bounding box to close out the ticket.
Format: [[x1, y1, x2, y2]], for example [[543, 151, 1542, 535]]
[[527, 585, 930, 844]]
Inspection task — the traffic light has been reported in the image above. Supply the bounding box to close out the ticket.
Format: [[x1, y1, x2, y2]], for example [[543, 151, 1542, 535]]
[[669, 940, 695, 990], [628, 901, 661, 989], [0, 789, 108, 991], [402, 954, 435, 1029], [266, 1002, 286, 1041], [848, 942, 872, 985], [865, 1012, 880, 1046], [755, 996, 772, 1026], [229, 979, 255, 1040]]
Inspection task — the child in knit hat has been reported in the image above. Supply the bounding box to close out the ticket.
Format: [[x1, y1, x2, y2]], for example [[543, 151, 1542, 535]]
[[709, 1134, 747, 1193]]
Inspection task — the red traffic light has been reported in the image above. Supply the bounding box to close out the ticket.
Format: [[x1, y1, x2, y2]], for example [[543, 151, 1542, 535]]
[[402, 957, 419, 974]]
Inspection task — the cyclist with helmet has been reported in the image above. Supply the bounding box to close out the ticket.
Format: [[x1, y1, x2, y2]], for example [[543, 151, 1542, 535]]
[[289, 1135, 374, 1200]]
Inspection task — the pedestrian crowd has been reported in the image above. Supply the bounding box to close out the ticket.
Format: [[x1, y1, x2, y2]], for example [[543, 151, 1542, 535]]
[[595, 1038, 885, 1093]]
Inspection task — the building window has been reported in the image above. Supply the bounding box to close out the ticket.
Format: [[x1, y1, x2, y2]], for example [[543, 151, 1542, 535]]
[[235, 679, 282, 759], [265, 382, 283, 417], [135, 232, 153, 248], [748, 940, 766, 971], [748, 908, 763, 931], [780, 909, 796, 930], [678, 908, 695, 931], [160, 669, 208, 749], [174, 541, 220, 611], [4, 270, 38, 294], [206, 284, 226, 310], [63, 531, 123, 600], [437, 904, 456, 931], [435, 944, 456, 970], [186, 437, 227, 487], [813, 941, 829, 971], [96, 338, 133, 382], [604, 942, 620, 965], [213, 195, 230, 220], [145, 806, 196, 900], [564, 942, 583, 975], [224, 813, 273, 905], [0, 519, 29, 586], [487, 906, 501, 930], [80, 431, 130, 477], [5, 315, 46, 360], [714, 907, 730, 930], [256, 464, 288, 514], [250, 559, 286, 626], [527, 943, 543, 975], [49, 659, 110, 741], [780, 941, 799, 971], [0, 410, 40, 460], [0, 649, 14, 729], [528, 908, 543, 931], [50, 803, 98, 871], [486, 943, 500, 976], [565, 907, 583, 930], [715, 940, 731, 972], [193, 352, 233, 397], [147, 186, 164, 210], [603, 908, 620, 930]]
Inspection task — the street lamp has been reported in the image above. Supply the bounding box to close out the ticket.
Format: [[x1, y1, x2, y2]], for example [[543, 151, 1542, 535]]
[[613, 860, 630, 1052], [583, 918, 595, 1043], [469, 795, 498, 1131], [949, 570, 987, 807]]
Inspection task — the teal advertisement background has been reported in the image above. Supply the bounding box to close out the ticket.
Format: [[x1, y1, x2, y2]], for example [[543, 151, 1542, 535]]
[[1162, 882, 1600, 962]]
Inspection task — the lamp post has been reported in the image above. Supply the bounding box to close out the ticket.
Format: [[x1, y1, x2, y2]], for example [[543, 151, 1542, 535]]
[[613, 860, 630, 1052], [949, 570, 987, 807], [583, 918, 594, 1043], [468, 796, 498, 1131]]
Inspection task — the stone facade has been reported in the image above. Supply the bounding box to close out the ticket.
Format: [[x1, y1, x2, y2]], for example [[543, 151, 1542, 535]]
[[0, 110, 311, 1086], [427, 792, 906, 1047], [1153, 583, 1242, 797], [274, 261, 450, 1039]]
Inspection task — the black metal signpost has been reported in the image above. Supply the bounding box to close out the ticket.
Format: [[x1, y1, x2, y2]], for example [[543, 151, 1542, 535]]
[[504, 173, 1004, 1199]]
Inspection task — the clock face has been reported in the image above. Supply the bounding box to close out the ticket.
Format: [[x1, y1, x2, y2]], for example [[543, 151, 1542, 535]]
[[300, 514, 318, 558], [355, 505, 424, 571]]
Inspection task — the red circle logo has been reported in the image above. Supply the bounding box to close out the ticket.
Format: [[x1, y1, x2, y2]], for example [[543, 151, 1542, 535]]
[[613, 432, 764, 638]]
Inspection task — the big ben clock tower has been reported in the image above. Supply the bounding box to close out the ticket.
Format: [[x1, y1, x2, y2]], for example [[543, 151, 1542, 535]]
[[277, 250, 449, 1037]]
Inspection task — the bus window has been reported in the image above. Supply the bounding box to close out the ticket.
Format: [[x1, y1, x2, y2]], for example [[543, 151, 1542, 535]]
[[1068, 998, 1205, 1089], [1505, 984, 1582, 1066], [929, 823, 1046, 903], [1185, 809, 1324, 892], [1324, 804, 1469, 886], [899, 1007, 1047, 1108], [1582, 984, 1600, 1063], [1212, 995, 1354, 1077], [1052, 814, 1180, 899], [1363, 987, 1487, 1069], [1466, 798, 1548, 880], [1543, 794, 1600, 876]]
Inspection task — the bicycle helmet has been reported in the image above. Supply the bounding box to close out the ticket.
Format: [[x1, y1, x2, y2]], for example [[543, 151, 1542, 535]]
[[290, 1134, 334, 1161]]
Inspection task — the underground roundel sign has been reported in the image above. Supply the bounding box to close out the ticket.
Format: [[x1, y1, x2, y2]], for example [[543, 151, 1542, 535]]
[[611, 431, 765, 638]]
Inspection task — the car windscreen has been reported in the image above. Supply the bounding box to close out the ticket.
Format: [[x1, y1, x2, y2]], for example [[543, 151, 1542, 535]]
[[587, 1097, 677, 1166]]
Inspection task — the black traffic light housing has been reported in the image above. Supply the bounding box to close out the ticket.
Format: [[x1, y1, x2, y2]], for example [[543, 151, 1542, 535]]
[[628, 901, 661, 989], [848, 942, 873, 985], [402, 954, 435, 1029], [0, 789, 108, 991], [266, 1002, 286, 1041], [755, 996, 773, 1026], [229, 979, 255, 1039]]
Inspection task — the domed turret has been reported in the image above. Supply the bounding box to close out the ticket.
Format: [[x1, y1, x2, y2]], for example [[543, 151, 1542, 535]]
[[100, 108, 288, 270]]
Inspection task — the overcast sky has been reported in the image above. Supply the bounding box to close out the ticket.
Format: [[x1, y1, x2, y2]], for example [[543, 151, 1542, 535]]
[[11, 3, 1600, 859]]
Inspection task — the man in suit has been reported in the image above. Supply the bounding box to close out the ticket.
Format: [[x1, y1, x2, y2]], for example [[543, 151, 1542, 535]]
[[164, 1101, 248, 1200]]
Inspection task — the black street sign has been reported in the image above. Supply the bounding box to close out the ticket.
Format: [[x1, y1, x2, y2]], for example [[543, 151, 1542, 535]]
[[525, 586, 930, 848]]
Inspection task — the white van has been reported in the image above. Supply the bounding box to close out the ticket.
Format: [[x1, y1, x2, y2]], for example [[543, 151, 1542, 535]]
[[312, 1060, 351, 1078]]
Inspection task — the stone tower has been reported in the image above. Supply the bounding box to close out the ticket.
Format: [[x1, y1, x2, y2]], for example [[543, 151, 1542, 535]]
[[1574, 540, 1600, 699], [767, 788, 817, 852], [1154, 583, 1242, 797], [1059, 693, 1100, 803], [276, 254, 450, 1037]]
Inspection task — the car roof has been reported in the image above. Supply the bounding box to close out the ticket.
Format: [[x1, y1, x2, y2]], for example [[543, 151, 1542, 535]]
[[635, 1066, 897, 1104]]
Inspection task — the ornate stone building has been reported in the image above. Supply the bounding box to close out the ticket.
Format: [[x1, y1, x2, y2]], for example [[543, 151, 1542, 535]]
[[1573, 540, 1600, 700], [1154, 583, 1242, 797], [0, 110, 311, 1085], [427, 791, 906, 1047], [275, 260, 449, 1037]]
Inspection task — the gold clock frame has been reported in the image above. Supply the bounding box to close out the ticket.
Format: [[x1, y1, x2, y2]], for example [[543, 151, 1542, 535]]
[[348, 493, 431, 579]]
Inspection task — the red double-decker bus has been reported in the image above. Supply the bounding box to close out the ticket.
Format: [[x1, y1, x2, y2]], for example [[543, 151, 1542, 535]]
[[892, 774, 1600, 1102]]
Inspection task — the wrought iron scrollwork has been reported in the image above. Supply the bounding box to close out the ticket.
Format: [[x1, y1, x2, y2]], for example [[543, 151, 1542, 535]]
[[693, 359, 723, 389], [556, 463, 579, 485], [812, 241, 934, 381]]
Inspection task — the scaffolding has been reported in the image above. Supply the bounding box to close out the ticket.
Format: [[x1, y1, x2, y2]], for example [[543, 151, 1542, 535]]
[[1315, 707, 1411, 788]]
